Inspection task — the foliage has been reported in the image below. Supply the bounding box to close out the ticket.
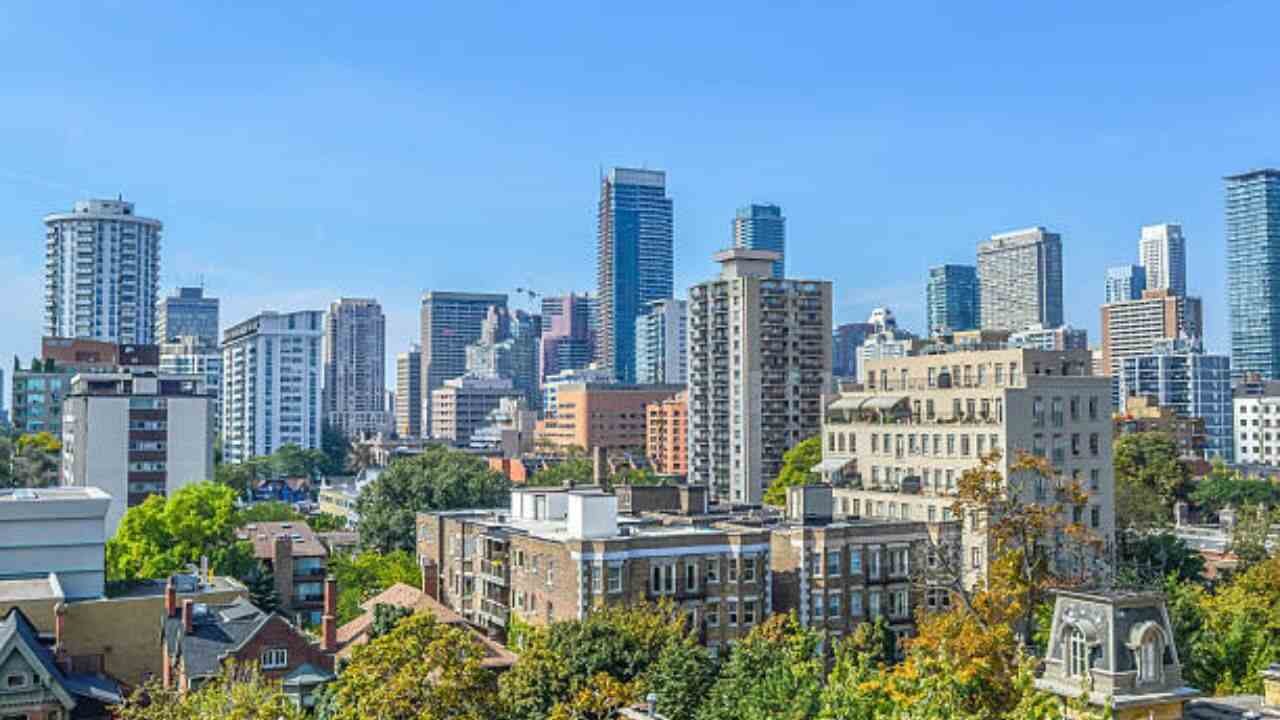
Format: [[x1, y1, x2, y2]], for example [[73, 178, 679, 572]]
[[308, 512, 349, 531], [239, 501, 303, 523], [0, 432, 62, 488], [613, 466, 663, 486], [1228, 503, 1277, 569], [271, 442, 330, 479], [1184, 554, 1280, 695], [547, 672, 638, 720], [15, 431, 61, 454], [106, 482, 255, 582], [1116, 531, 1205, 585], [643, 638, 718, 720], [357, 445, 510, 552], [214, 460, 263, 497], [321, 423, 351, 476], [320, 613, 500, 720], [371, 602, 413, 639], [527, 447, 593, 488], [763, 436, 823, 507], [695, 614, 825, 720], [243, 563, 280, 613], [1190, 460, 1280, 513], [327, 549, 421, 624], [1112, 431, 1189, 529], [116, 662, 305, 720]]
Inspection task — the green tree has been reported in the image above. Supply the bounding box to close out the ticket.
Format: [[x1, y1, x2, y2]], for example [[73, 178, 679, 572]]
[[643, 638, 718, 720], [327, 549, 421, 623], [1191, 460, 1280, 513], [239, 500, 303, 523], [322, 423, 351, 476], [106, 482, 255, 582], [346, 441, 376, 477], [1186, 554, 1280, 695], [0, 435, 14, 489], [357, 445, 510, 552], [308, 512, 349, 532], [695, 614, 825, 720], [370, 602, 413, 639], [1228, 503, 1277, 569], [242, 563, 280, 613], [763, 436, 823, 507], [117, 662, 305, 720], [6, 432, 62, 488], [15, 431, 61, 454], [527, 447, 593, 488], [1117, 531, 1205, 584], [321, 613, 500, 720], [1112, 432, 1190, 530], [271, 443, 328, 479]]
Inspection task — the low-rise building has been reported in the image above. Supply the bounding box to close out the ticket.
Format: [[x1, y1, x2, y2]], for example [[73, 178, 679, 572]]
[[317, 481, 362, 527], [416, 487, 772, 654], [430, 375, 523, 447], [236, 521, 330, 625], [160, 578, 335, 704], [61, 370, 215, 536], [1116, 396, 1208, 462], [0, 607, 123, 719], [0, 487, 110, 601], [645, 391, 688, 476], [10, 337, 121, 435], [770, 485, 929, 650], [1233, 381, 1280, 467], [1009, 324, 1088, 351]]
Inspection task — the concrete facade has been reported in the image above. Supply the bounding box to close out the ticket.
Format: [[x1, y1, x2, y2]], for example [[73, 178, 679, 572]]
[[419, 292, 508, 438], [977, 226, 1064, 332], [1101, 289, 1203, 388], [635, 298, 688, 386], [430, 375, 523, 447], [535, 382, 684, 453], [0, 488, 110, 600], [688, 249, 833, 505], [323, 298, 388, 439], [1139, 223, 1188, 298], [395, 344, 422, 439]]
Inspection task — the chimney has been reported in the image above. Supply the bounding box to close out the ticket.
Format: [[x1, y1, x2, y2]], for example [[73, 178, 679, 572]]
[[164, 576, 177, 618], [420, 560, 439, 601], [200, 555, 209, 581], [591, 446, 605, 486], [320, 576, 337, 653], [273, 534, 294, 611], [53, 603, 71, 674], [181, 599, 194, 634]]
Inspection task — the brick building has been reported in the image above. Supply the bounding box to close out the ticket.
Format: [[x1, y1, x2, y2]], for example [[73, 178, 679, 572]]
[[236, 521, 330, 625], [417, 487, 771, 654], [535, 383, 684, 453], [645, 391, 688, 476], [160, 576, 335, 704]]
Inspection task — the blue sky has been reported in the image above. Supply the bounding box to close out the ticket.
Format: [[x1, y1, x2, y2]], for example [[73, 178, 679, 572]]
[[1, 2, 1277, 394]]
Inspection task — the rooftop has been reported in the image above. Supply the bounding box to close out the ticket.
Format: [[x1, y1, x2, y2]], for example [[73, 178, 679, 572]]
[[0, 487, 111, 503], [237, 521, 329, 559]]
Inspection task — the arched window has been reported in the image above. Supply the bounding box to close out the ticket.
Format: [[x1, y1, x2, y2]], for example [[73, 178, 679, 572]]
[[1068, 627, 1089, 678], [1137, 631, 1162, 684]]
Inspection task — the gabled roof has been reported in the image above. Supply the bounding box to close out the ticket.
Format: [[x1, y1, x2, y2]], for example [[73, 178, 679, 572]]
[[162, 597, 277, 680], [281, 662, 335, 687], [0, 607, 123, 708]]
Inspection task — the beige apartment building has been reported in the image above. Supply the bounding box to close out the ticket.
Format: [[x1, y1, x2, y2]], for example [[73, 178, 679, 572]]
[[687, 249, 833, 505], [1100, 288, 1202, 379], [771, 486, 930, 650], [416, 487, 772, 654], [535, 382, 684, 452], [819, 348, 1115, 585]]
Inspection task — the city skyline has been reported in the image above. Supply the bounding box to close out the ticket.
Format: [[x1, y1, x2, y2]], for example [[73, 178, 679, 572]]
[[1, 4, 1278, 397]]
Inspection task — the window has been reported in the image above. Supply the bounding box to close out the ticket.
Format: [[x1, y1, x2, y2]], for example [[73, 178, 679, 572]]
[[728, 559, 739, 582], [1089, 469, 1100, 491], [891, 590, 909, 618], [1088, 397, 1099, 421], [849, 548, 862, 575], [1069, 627, 1089, 678], [5, 672, 28, 689], [706, 601, 720, 627], [1089, 433, 1100, 456], [592, 564, 603, 592], [608, 563, 623, 593], [261, 648, 288, 670], [868, 591, 882, 618], [743, 557, 757, 582], [743, 599, 757, 625], [813, 594, 825, 618], [868, 548, 882, 578], [706, 557, 720, 584], [971, 547, 982, 569], [1137, 631, 1163, 684], [827, 593, 841, 619], [650, 562, 676, 594], [826, 550, 841, 577], [685, 560, 699, 592], [849, 592, 863, 617], [1090, 506, 1100, 528], [727, 600, 739, 626]]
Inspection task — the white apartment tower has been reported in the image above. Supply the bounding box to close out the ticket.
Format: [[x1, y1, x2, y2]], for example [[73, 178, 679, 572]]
[[1139, 223, 1187, 297], [977, 227, 1064, 333], [323, 298, 388, 439], [635, 298, 688, 385], [44, 198, 162, 345], [688, 249, 833, 505], [221, 310, 324, 463]]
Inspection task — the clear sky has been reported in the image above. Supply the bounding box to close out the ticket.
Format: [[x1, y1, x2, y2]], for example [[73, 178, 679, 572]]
[[1, 2, 1277, 395]]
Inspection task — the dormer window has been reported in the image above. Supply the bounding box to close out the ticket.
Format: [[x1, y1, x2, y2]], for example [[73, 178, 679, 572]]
[[1134, 625, 1165, 685], [1069, 627, 1089, 678]]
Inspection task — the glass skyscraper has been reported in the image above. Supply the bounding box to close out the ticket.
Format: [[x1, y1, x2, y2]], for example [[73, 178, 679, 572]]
[[926, 264, 979, 335], [1104, 265, 1146, 304], [596, 168, 673, 383], [1226, 169, 1280, 380], [733, 204, 786, 279]]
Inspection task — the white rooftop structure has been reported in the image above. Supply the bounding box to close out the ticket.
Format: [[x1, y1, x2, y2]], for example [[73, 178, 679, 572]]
[[0, 487, 111, 600]]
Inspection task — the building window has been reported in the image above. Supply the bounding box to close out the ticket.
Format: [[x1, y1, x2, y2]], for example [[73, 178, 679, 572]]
[[705, 557, 720, 584], [706, 601, 720, 627], [743, 599, 757, 625], [742, 557, 757, 582], [1137, 632, 1163, 684], [261, 648, 288, 670], [727, 600, 739, 626], [849, 592, 863, 617], [868, 548, 882, 578], [608, 563, 623, 593], [971, 547, 982, 569], [868, 591, 882, 618], [5, 672, 29, 689], [651, 562, 676, 594], [826, 550, 841, 577], [1069, 627, 1089, 678], [849, 548, 862, 575], [891, 590, 909, 618], [685, 560, 699, 592], [827, 593, 841, 619]]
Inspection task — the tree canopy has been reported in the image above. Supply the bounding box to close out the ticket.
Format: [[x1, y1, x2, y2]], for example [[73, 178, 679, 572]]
[[763, 436, 823, 507], [1190, 461, 1280, 514], [328, 549, 422, 623], [357, 445, 510, 552], [1113, 431, 1190, 530], [117, 662, 305, 720], [106, 482, 254, 582]]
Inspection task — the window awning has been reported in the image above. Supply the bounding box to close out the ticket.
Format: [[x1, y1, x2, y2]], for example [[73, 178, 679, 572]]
[[813, 457, 854, 473]]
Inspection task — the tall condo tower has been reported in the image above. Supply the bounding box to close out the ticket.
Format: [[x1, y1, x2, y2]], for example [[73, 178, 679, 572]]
[[1138, 223, 1187, 296], [419, 292, 508, 437], [1226, 169, 1280, 380], [733, 204, 786, 279], [595, 168, 674, 384], [323, 298, 388, 439], [926, 264, 979, 335], [977, 226, 1063, 333], [44, 198, 162, 344]]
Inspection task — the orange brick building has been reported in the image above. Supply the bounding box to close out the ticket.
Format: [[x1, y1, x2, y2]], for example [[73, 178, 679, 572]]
[[536, 383, 684, 452], [645, 391, 688, 476]]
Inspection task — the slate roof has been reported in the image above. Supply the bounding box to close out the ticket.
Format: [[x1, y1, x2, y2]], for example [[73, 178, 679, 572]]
[[1185, 696, 1279, 719], [0, 607, 123, 707], [162, 597, 274, 680]]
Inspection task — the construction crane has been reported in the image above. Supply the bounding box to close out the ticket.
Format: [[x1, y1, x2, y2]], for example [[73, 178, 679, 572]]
[[514, 287, 541, 313]]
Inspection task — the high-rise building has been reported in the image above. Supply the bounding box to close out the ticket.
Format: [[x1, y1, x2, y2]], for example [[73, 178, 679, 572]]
[[977, 227, 1063, 332], [1104, 265, 1146, 304], [540, 293, 595, 383], [419, 292, 508, 437], [44, 198, 162, 345], [61, 370, 215, 536], [430, 375, 522, 447], [1100, 289, 1203, 382], [323, 298, 388, 439], [688, 249, 832, 504], [1117, 338, 1232, 462], [1139, 223, 1187, 297], [541, 364, 614, 419], [159, 335, 223, 430], [635, 299, 687, 385], [466, 307, 541, 411], [1226, 169, 1280, 380], [857, 308, 924, 384], [733, 204, 786, 279], [645, 391, 688, 476], [595, 168, 674, 384], [395, 345, 422, 439], [1008, 324, 1089, 352], [10, 338, 122, 435], [926, 265, 979, 335], [156, 287, 220, 346], [221, 311, 324, 463], [833, 322, 876, 380]]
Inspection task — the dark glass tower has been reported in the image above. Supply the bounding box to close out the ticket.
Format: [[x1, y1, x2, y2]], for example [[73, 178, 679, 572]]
[[926, 264, 979, 335], [733, 204, 786, 279], [595, 168, 673, 383], [1227, 169, 1280, 380]]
